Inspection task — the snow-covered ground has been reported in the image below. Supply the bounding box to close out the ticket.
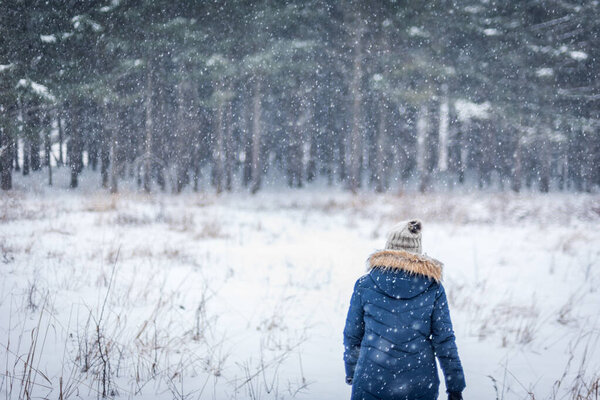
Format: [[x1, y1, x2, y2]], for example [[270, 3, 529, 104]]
[[1, 171, 599, 399]]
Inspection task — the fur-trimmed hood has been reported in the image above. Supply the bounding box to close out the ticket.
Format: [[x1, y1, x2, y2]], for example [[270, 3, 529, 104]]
[[368, 249, 443, 282], [367, 250, 443, 300]]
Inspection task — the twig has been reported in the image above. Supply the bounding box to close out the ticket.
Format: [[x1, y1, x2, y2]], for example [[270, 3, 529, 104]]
[[99, 246, 121, 325]]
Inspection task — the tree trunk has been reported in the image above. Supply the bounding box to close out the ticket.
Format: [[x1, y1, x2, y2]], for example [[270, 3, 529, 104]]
[[214, 82, 225, 194], [338, 126, 346, 183], [23, 136, 30, 176], [437, 85, 449, 173], [100, 140, 109, 189], [191, 102, 202, 193], [250, 77, 262, 194], [416, 104, 429, 193], [89, 139, 98, 171], [348, 20, 364, 193], [458, 120, 469, 185], [30, 127, 41, 172], [558, 138, 568, 191], [192, 151, 200, 192], [44, 118, 51, 167], [539, 132, 550, 193], [570, 128, 583, 191], [100, 104, 110, 189], [511, 132, 522, 193], [69, 104, 82, 188], [288, 94, 305, 188], [174, 73, 190, 193], [225, 91, 234, 191], [48, 150, 52, 186], [374, 95, 387, 193], [286, 97, 297, 188], [0, 125, 12, 190], [20, 101, 29, 176], [13, 135, 20, 171], [57, 111, 64, 166], [241, 94, 252, 188], [156, 83, 166, 193], [590, 128, 600, 191], [477, 121, 492, 189], [143, 64, 153, 193], [306, 128, 317, 183], [299, 94, 313, 186], [109, 121, 118, 194], [45, 114, 52, 186], [582, 129, 593, 192]]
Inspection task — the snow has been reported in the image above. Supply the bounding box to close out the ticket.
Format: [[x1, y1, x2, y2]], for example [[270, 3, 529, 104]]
[[536, 67, 554, 77], [569, 51, 588, 61], [99, 0, 120, 12], [71, 15, 102, 32], [409, 26, 429, 38], [483, 28, 500, 36], [207, 54, 227, 67], [437, 95, 449, 172], [1, 171, 599, 399], [16, 79, 56, 101], [0, 63, 14, 73], [71, 15, 83, 29], [291, 40, 312, 49], [464, 5, 484, 14], [40, 34, 57, 43], [454, 99, 491, 122]]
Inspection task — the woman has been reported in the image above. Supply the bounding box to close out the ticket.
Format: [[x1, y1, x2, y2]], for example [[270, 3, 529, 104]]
[[343, 220, 465, 400]]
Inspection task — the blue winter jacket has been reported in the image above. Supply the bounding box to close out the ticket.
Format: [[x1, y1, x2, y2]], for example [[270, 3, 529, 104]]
[[343, 250, 465, 400]]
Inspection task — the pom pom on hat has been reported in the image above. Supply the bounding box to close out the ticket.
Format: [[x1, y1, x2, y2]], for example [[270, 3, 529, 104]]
[[385, 220, 423, 254]]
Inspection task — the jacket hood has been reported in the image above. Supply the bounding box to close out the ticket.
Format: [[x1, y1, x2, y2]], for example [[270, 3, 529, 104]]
[[367, 249, 443, 299]]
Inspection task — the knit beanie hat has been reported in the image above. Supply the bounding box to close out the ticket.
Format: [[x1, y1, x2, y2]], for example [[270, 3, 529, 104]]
[[385, 220, 423, 254]]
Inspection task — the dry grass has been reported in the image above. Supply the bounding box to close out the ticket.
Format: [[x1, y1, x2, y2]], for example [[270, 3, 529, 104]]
[[1, 190, 598, 399], [489, 333, 600, 400], [0, 193, 46, 222], [160, 211, 195, 232], [1, 246, 237, 399], [83, 195, 119, 213], [1, 238, 16, 264], [556, 232, 591, 255], [114, 212, 153, 226], [290, 192, 600, 226], [194, 219, 227, 239]]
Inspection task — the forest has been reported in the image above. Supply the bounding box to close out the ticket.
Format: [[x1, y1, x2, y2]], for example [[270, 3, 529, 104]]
[[2, 3, 600, 399], [0, 0, 598, 193]]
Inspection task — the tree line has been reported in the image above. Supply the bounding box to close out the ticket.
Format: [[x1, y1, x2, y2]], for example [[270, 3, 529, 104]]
[[1, 0, 598, 193]]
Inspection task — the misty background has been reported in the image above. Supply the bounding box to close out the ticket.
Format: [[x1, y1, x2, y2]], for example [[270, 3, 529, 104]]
[[1, 0, 598, 194]]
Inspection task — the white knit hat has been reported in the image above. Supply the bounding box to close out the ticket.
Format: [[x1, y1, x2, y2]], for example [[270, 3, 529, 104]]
[[385, 220, 423, 254]]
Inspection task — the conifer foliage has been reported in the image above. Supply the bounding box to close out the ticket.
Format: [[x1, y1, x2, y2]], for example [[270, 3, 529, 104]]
[[1, 1, 598, 192]]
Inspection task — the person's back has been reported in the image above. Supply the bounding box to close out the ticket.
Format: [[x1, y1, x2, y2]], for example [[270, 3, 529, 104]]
[[343, 220, 465, 400]]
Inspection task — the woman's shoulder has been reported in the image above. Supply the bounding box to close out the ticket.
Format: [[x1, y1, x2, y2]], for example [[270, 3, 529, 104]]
[[353, 274, 372, 289]]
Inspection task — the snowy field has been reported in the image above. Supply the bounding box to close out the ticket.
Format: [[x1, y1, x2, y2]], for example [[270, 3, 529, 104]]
[[1, 172, 600, 400]]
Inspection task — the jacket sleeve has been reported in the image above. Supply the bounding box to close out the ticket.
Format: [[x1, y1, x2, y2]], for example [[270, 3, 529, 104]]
[[343, 278, 365, 380], [431, 284, 466, 393]]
